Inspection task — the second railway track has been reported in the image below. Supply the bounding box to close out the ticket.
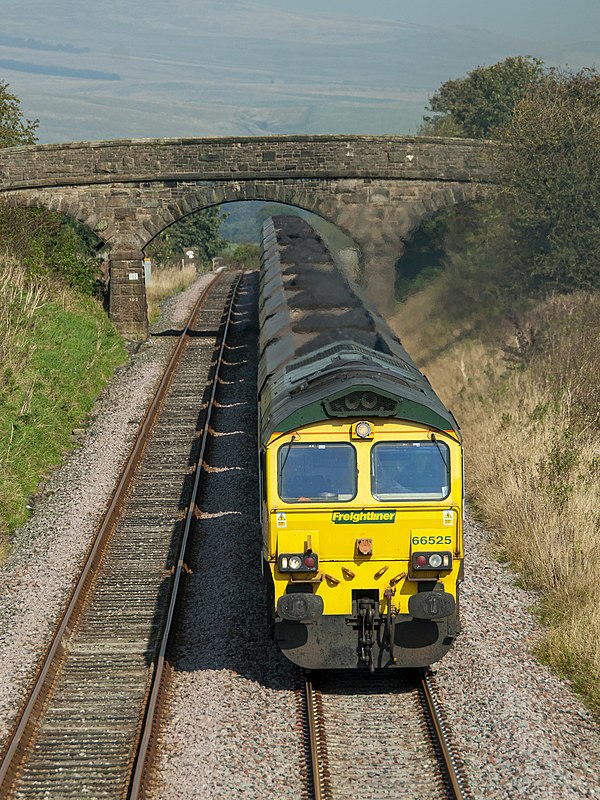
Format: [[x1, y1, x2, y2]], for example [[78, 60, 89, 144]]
[[0, 270, 243, 799], [301, 669, 471, 800]]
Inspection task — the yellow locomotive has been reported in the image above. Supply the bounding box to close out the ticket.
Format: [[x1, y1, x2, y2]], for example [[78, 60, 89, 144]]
[[259, 216, 463, 671]]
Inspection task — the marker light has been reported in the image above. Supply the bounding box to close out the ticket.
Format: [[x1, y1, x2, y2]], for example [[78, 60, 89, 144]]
[[412, 552, 453, 571], [278, 553, 319, 573]]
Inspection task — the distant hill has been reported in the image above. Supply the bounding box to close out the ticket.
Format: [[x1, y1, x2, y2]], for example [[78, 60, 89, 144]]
[[2, 0, 598, 143]]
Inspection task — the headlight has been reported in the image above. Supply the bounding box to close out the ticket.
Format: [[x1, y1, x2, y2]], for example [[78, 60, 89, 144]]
[[411, 552, 452, 571], [355, 420, 373, 438], [278, 553, 319, 572]]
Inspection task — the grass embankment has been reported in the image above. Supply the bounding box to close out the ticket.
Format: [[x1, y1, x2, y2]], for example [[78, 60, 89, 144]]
[[0, 257, 127, 559], [146, 265, 199, 323], [391, 285, 600, 713]]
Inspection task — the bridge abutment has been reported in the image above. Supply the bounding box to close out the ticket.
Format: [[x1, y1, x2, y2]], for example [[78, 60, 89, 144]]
[[108, 248, 148, 340]]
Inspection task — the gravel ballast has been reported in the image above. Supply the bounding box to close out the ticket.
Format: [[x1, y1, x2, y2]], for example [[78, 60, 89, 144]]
[[0, 271, 598, 800]]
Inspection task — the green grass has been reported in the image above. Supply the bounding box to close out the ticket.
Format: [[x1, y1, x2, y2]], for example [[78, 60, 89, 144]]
[[0, 292, 127, 546]]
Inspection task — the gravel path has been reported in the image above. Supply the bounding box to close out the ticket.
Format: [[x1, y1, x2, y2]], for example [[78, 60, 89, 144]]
[[0, 272, 215, 747]]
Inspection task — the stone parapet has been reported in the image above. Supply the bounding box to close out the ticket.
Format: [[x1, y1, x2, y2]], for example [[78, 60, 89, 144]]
[[0, 135, 493, 191]]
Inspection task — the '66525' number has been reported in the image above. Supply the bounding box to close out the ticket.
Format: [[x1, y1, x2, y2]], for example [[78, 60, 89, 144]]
[[412, 535, 452, 545]]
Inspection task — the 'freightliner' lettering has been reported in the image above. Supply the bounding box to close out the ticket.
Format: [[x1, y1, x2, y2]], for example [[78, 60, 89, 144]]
[[331, 510, 396, 524]]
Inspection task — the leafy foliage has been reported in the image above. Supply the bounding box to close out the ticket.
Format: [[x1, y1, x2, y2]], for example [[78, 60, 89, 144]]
[[0, 79, 38, 147], [146, 207, 227, 267], [231, 243, 261, 269], [0, 205, 104, 295], [421, 56, 544, 139], [409, 62, 600, 316], [496, 68, 600, 291]]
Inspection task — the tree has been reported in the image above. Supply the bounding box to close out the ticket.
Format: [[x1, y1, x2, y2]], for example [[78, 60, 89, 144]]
[[0, 80, 38, 147], [496, 68, 600, 290], [146, 207, 227, 267], [420, 56, 544, 139]]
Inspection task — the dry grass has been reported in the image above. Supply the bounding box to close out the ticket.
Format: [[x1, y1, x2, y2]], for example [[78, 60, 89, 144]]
[[391, 288, 600, 712], [145, 265, 199, 322], [0, 256, 47, 367]]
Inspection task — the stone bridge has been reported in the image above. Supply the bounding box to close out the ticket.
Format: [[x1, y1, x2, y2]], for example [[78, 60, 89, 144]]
[[0, 135, 492, 338]]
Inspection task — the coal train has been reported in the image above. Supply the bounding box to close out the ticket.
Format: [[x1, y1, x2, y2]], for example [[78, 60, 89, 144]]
[[258, 216, 463, 671]]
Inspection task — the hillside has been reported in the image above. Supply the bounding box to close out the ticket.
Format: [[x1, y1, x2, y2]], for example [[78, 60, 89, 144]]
[[2, 1, 598, 142]]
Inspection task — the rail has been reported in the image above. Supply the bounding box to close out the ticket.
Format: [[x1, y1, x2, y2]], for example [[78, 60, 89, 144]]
[[419, 672, 471, 799], [301, 669, 471, 800]]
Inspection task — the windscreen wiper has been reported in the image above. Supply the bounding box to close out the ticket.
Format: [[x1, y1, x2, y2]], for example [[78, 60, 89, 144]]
[[430, 433, 449, 472], [279, 433, 298, 482]]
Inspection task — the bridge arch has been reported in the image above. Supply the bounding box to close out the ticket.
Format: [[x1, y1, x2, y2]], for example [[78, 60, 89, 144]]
[[0, 135, 493, 338], [140, 181, 359, 249]]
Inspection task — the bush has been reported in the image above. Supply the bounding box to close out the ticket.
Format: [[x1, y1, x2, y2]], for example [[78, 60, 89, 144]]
[[231, 243, 260, 269], [496, 68, 600, 292], [0, 205, 104, 296]]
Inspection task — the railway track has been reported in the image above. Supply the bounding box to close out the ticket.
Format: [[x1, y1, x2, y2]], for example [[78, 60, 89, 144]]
[[0, 270, 243, 799], [301, 669, 470, 800]]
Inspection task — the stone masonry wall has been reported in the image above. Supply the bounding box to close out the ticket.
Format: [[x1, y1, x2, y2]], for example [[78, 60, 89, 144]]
[[0, 135, 492, 190]]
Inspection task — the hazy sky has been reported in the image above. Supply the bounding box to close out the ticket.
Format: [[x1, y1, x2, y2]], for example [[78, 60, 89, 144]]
[[267, 0, 598, 41], [2, 0, 598, 142]]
